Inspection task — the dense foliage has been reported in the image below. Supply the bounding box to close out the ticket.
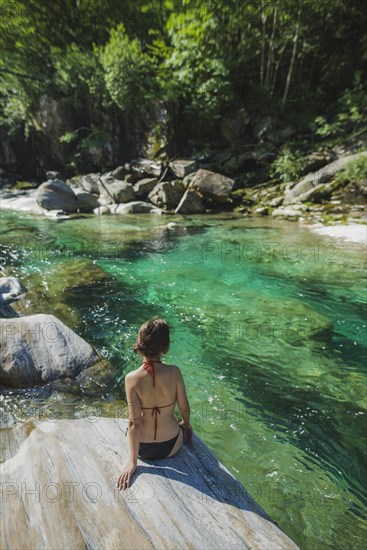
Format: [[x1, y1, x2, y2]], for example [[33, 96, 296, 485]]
[[1, 0, 366, 169]]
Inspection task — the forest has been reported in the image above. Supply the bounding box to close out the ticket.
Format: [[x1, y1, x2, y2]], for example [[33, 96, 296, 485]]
[[0, 0, 366, 178]]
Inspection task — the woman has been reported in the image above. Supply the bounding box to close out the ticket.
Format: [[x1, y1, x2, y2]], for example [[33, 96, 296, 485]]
[[117, 317, 193, 491]]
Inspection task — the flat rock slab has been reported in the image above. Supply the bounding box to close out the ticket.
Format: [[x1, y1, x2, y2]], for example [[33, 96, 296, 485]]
[[0, 418, 299, 550]]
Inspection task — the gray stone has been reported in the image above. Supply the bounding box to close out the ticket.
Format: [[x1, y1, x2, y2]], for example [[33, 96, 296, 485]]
[[115, 201, 156, 214], [130, 158, 163, 177], [0, 313, 104, 387], [93, 205, 111, 215], [75, 190, 100, 212], [77, 173, 100, 194], [283, 152, 367, 205], [110, 166, 126, 180], [169, 159, 197, 178], [0, 417, 299, 550], [36, 179, 78, 213], [45, 170, 61, 180], [272, 204, 308, 220], [0, 190, 49, 214], [174, 188, 204, 214], [187, 169, 235, 204], [0, 277, 27, 318], [253, 206, 269, 216], [148, 180, 186, 210], [99, 177, 135, 204], [133, 177, 158, 197]]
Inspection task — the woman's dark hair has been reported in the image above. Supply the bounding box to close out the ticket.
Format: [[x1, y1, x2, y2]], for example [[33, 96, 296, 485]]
[[133, 317, 170, 358]]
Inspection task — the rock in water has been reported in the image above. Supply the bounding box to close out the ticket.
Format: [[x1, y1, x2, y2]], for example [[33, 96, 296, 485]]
[[36, 179, 78, 213], [0, 314, 103, 387], [0, 418, 299, 550], [0, 277, 27, 317]]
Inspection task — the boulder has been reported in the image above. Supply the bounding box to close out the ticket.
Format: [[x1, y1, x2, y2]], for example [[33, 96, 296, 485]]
[[115, 201, 156, 214], [110, 165, 126, 180], [133, 177, 158, 198], [76, 173, 100, 195], [98, 176, 135, 204], [0, 189, 47, 214], [148, 180, 186, 210], [174, 188, 204, 214], [0, 314, 105, 387], [36, 179, 78, 213], [169, 159, 197, 178], [75, 190, 100, 212], [187, 169, 235, 204], [130, 158, 163, 178], [283, 152, 367, 205], [0, 417, 299, 550]]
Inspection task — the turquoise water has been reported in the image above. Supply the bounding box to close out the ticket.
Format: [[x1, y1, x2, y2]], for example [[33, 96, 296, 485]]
[[0, 210, 366, 549]]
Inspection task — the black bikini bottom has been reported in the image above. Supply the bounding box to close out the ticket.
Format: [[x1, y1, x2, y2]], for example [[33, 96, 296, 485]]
[[138, 425, 184, 460]]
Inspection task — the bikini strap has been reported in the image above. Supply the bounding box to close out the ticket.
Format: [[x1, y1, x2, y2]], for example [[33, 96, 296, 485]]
[[142, 359, 155, 387]]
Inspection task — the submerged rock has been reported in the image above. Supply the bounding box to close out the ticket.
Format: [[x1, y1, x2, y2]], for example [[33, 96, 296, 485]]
[[0, 417, 299, 549], [0, 277, 27, 318], [0, 313, 106, 387]]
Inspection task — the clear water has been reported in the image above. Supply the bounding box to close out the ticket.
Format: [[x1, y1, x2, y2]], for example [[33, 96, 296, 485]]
[[0, 210, 366, 549]]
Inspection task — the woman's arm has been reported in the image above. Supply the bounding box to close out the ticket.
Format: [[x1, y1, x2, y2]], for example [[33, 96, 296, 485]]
[[117, 373, 141, 490], [176, 367, 193, 437]]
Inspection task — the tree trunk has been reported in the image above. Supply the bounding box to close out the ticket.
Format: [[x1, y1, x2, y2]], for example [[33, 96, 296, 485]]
[[260, 0, 267, 86], [265, 7, 278, 90], [281, 3, 302, 107]]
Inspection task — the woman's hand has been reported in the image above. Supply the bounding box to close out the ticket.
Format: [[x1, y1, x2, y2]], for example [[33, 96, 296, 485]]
[[117, 462, 137, 491], [179, 420, 193, 442]]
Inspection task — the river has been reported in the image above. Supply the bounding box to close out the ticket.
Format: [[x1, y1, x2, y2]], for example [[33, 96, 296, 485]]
[[0, 210, 366, 550]]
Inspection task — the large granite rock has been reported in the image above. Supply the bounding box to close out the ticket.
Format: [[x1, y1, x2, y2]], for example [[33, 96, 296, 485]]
[[0, 313, 104, 387], [283, 152, 367, 205], [36, 179, 78, 213], [187, 169, 235, 204], [169, 158, 197, 178], [0, 417, 299, 550], [148, 180, 186, 210], [0, 189, 47, 214], [133, 177, 158, 198], [174, 188, 204, 214], [71, 173, 100, 195], [74, 190, 100, 212], [98, 175, 135, 204]]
